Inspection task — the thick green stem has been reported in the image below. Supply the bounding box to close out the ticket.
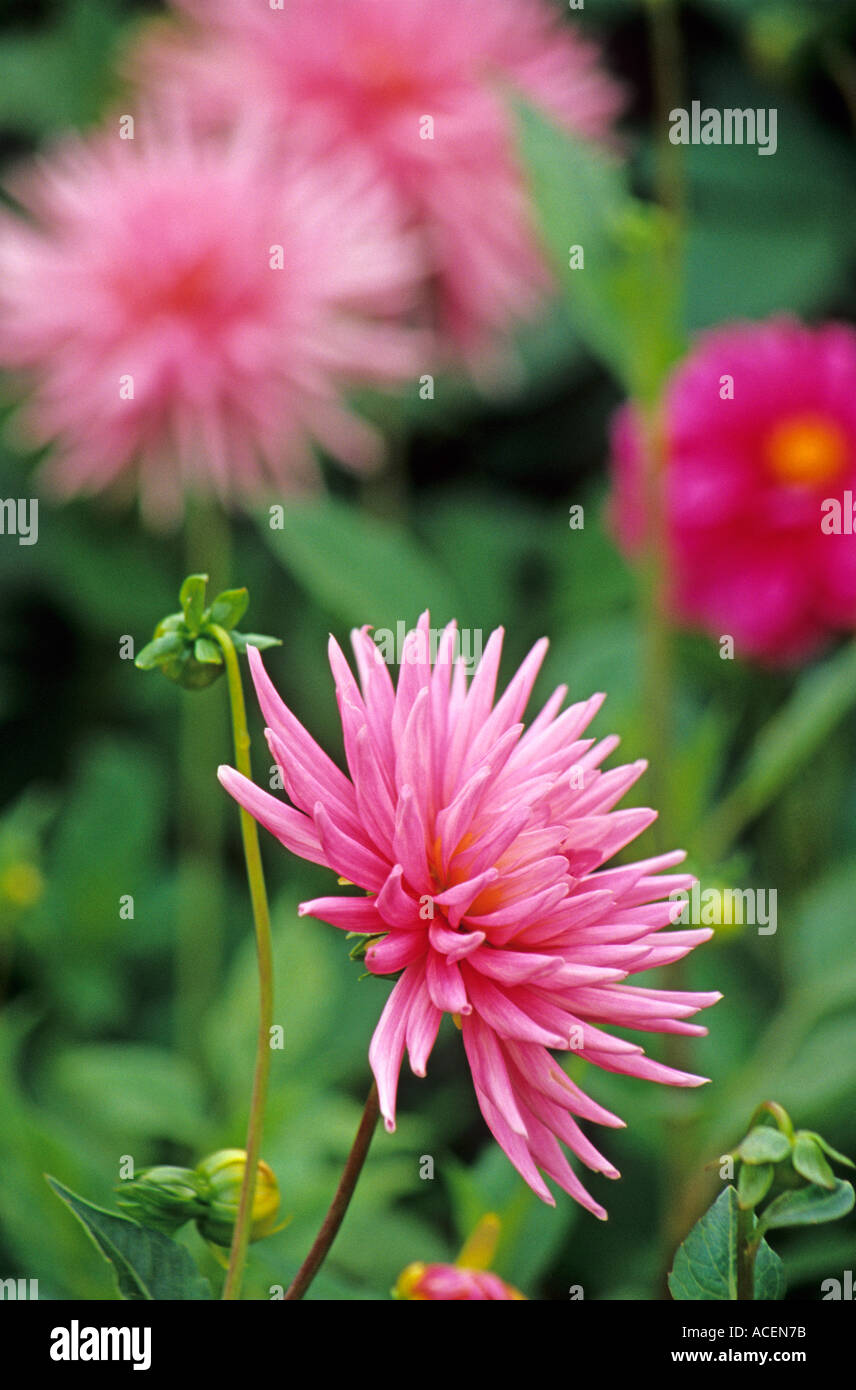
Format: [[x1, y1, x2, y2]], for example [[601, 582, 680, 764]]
[[208, 624, 275, 1302], [285, 1082, 380, 1301], [736, 1206, 758, 1301]]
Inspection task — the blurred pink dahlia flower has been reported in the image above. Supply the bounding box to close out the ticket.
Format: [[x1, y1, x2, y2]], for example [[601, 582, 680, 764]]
[[395, 1212, 525, 1299], [219, 616, 719, 1215], [0, 117, 424, 519], [132, 0, 623, 359], [611, 318, 856, 663], [395, 1264, 524, 1301]]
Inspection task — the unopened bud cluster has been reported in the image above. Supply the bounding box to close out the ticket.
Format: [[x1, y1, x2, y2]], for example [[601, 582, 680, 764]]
[[135, 573, 280, 690], [730, 1101, 854, 1213], [117, 1148, 280, 1247]]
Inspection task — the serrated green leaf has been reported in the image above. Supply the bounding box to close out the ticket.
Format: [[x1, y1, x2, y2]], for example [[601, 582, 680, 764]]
[[193, 637, 223, 666], [179, 574, 208, 633], [738, 1162, 774, 1210], [792, 1134, 836, 1190], [231, 632, 282, 654], [134, 633, 186, 670], [47, 1176, 212, 1300], [757, 1180, 855, 1236], [668, 1187, 784, 1300], [738, 1126, 792, 1164], [208, 587, 249, 629]]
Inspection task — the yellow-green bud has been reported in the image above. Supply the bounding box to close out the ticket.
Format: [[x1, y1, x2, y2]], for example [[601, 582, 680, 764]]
[[193, 1149, 280, 1247]]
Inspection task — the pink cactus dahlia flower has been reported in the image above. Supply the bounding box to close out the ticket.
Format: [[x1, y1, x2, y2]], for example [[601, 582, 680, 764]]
[[611, 318, 856, 663], [132, 0, 623, 359], [395, 1263, 524, 1302], [219, 616, 719, 1216], [0, 117, 424, 519]]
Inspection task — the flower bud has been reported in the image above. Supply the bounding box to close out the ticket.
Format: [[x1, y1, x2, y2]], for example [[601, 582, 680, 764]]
[[115, 1165, 208, 1235], [394, 1214, 526, 1300], [193, 1149, 280, 1247], [394, 1262, 525, 1301]]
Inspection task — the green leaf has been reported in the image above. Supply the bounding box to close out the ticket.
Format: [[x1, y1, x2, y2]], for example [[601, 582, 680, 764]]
[[806, 1133, 855, 1169], [757, 1180, 855, 1236], [668, 1187, 784, 1300], [208, 587, 249, 629], [260, 498, 460, 633], [134, 633, 185, 670], [514, 99, 684, 403], [738, 1162, 774, 1210], [231, 632, 282, 654], [738, 1126, 792, 1164], [179, 574, 208, 633], [47, 1176, 212, 1300], [193, 637, 223, 666], [792, 1134, 836, 1190]]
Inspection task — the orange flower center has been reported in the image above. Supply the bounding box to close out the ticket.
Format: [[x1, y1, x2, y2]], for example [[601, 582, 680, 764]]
[[764, 414, 847, 488]]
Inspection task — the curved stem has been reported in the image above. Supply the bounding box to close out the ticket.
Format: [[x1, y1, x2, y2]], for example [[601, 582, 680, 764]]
[[285, 1082, 380, 1301], [209, 625, 275, 1302]]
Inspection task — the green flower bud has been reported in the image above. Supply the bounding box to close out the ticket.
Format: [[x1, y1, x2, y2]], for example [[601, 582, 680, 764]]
[[136, 576, 281, 691], [193, 1149, 281, 1247], [115, 1165, 208, 1236]]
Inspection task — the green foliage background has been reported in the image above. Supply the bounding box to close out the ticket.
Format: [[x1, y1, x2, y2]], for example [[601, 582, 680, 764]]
[[1, 0, 855, 1299]]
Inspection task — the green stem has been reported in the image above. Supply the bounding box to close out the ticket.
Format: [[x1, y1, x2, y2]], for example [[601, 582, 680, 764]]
[[208, 624, 275, 1302], [736, 1206, 758, 1300], [643, 0, 694, 1290], [285, 1082, 380, 1301], [176, 503, 231, 1064], [645, 0, 687, 230]]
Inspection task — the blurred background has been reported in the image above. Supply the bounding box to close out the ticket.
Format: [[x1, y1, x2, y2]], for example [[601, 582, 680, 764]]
[[1, 0, 856, 1299]]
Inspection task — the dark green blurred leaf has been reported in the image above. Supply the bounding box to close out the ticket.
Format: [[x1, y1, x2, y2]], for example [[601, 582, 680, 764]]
[[259, 498, 460, 632], [515, 100, 684, 402]]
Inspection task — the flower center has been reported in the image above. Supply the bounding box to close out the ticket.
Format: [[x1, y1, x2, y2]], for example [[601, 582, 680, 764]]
[[764, 414, 847, 488], [353, 41, 418, 106]]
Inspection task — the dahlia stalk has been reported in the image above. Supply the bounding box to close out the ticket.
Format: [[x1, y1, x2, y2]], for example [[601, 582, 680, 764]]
[[219, 613, 720, 1256], [137, 577, 280, 1300]]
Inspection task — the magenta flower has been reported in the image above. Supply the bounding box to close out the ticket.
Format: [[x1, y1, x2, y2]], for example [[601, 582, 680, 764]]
[[0, 117, 424, 520], [611, 318, 856, 663], [395, 1264, 524, 1302], [395, 1212, 526, 1299], [132, 0, 623, 360], [219, 617, 718, 1216]]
